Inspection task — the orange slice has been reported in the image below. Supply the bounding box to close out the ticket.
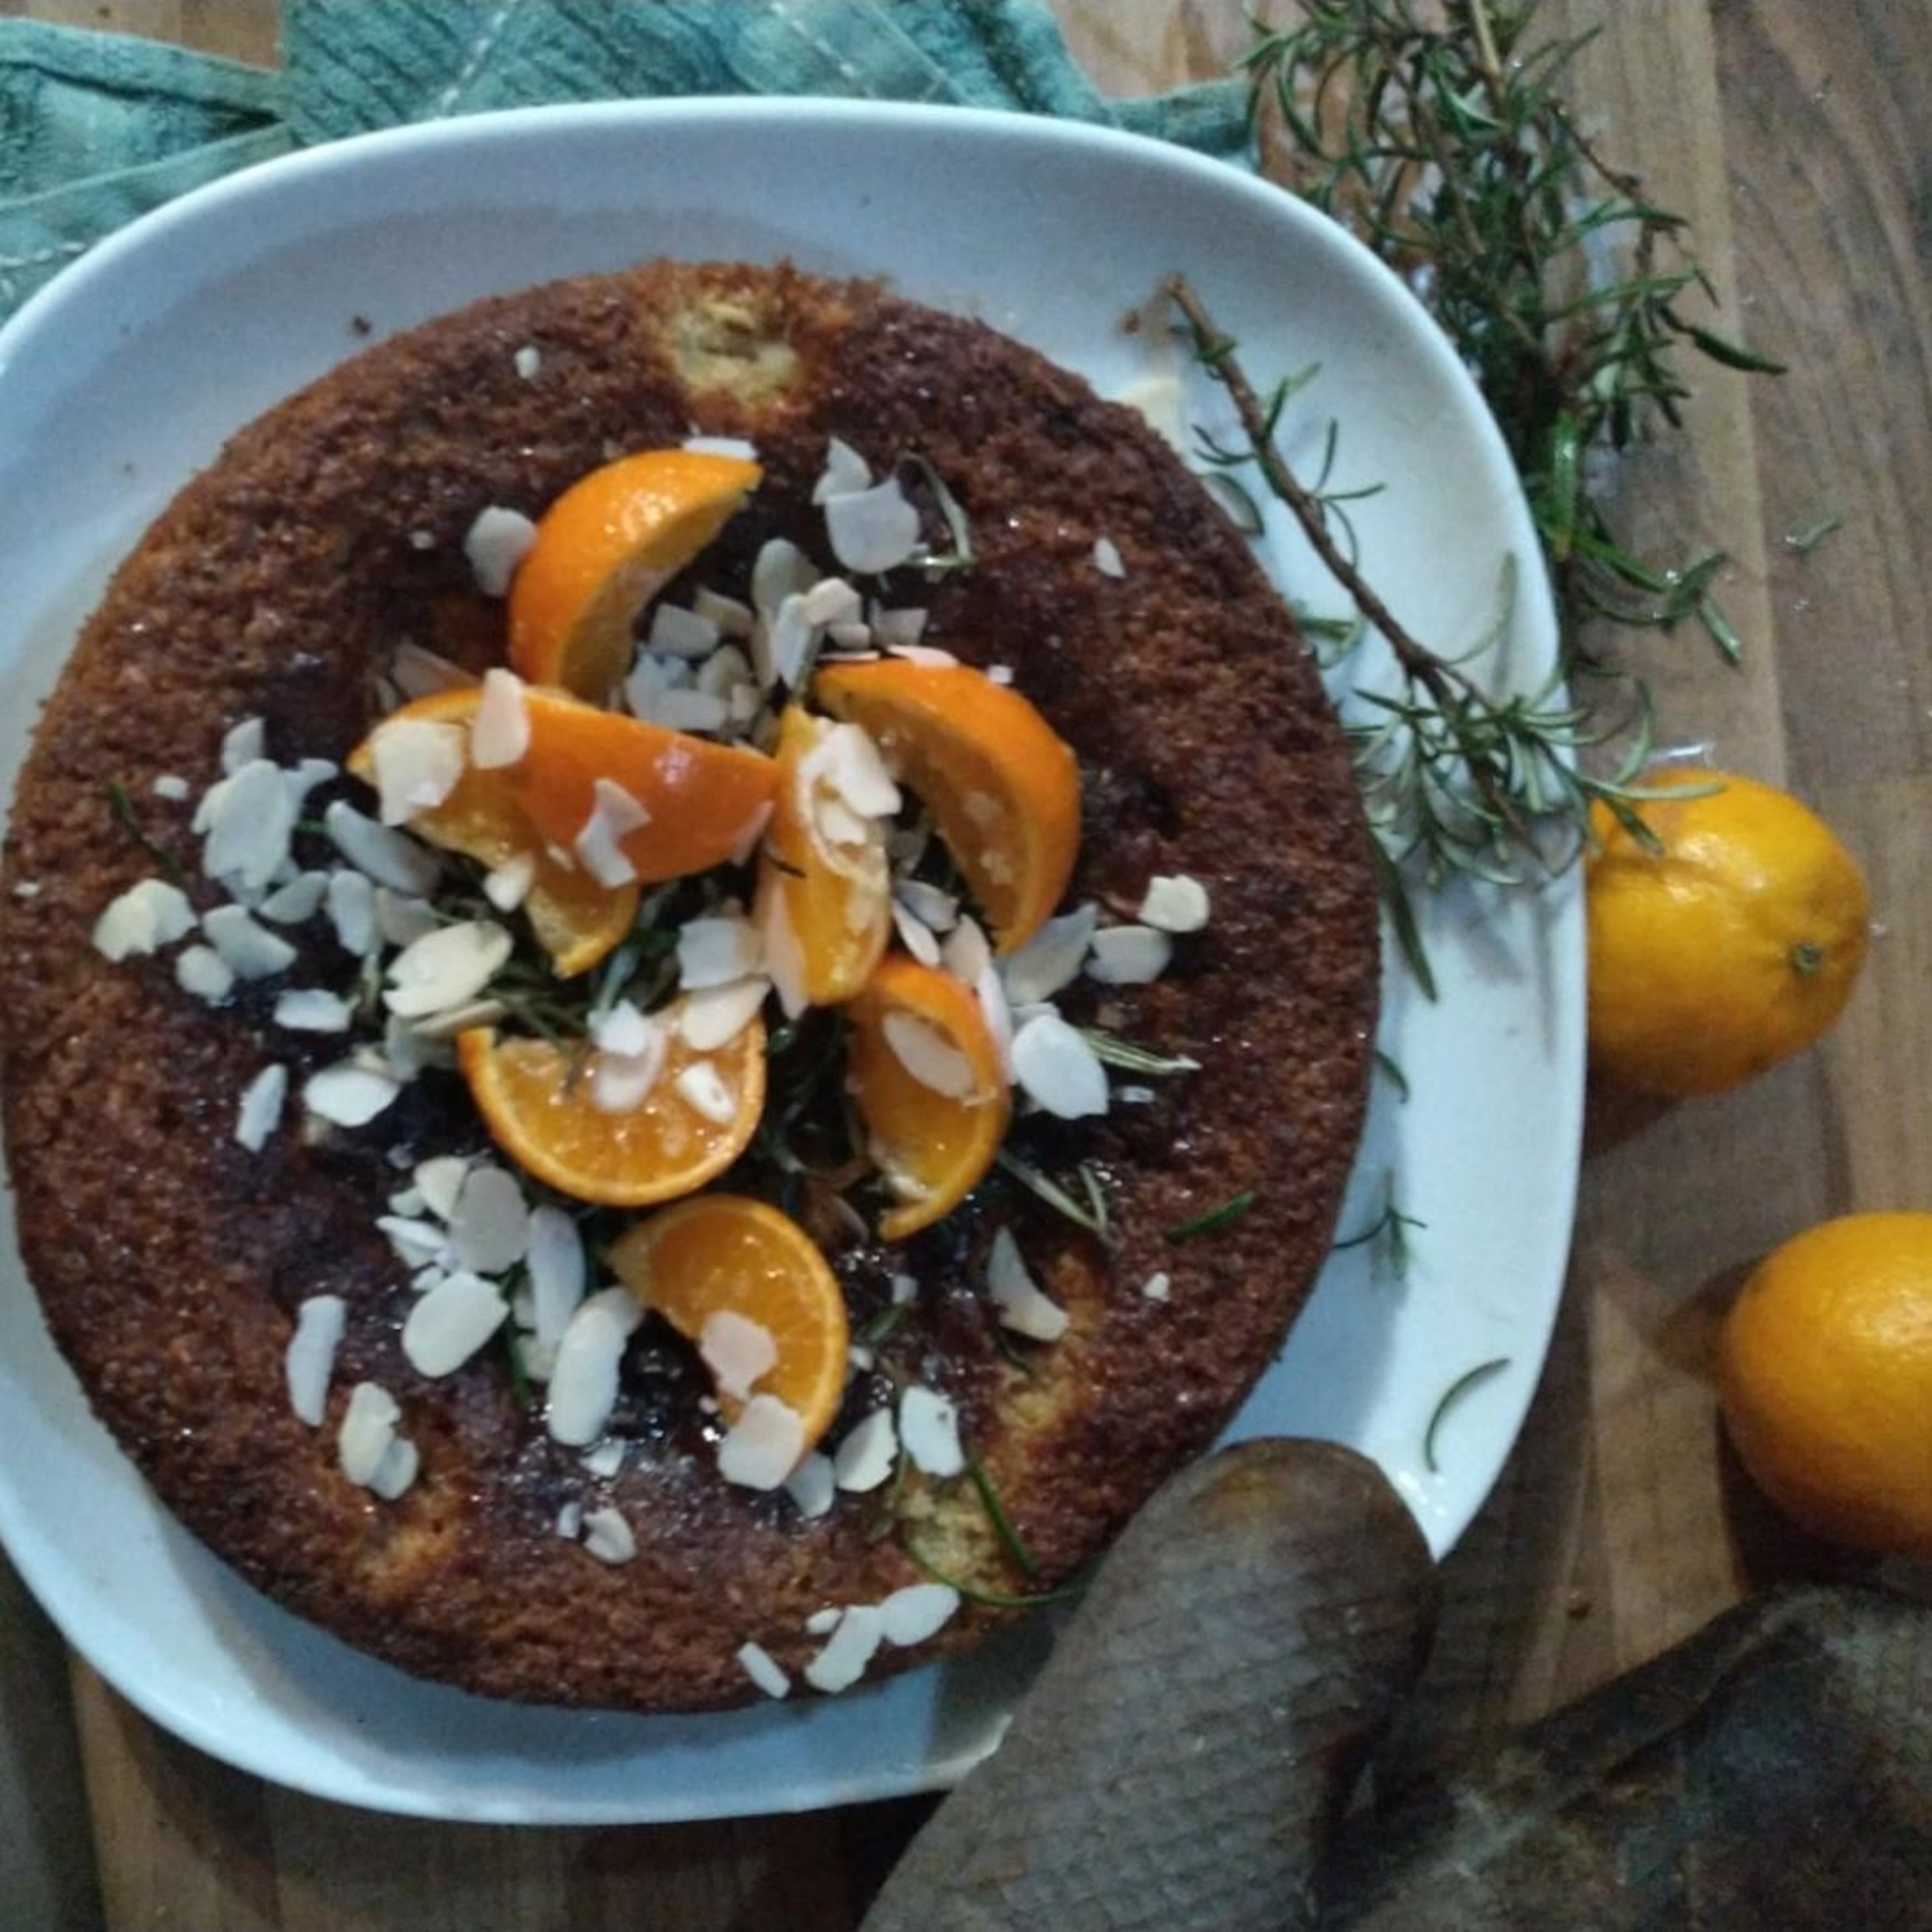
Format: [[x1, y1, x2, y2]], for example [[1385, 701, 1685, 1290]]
[[455, 1001, 765, 1208], [507, 449, 761, 700], [607, 1193, 848, 1452], [510, 686, 778, 887], [813, 660, 1079, 952], [753, 705, 892, 1006], [846, 955, 1011, 1240], [347, 687, 637, 978]]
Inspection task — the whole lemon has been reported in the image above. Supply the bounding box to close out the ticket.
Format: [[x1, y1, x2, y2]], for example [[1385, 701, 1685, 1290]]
[[1717, 1213, 1932, 1559], [1585, 772, 1870, 1096]]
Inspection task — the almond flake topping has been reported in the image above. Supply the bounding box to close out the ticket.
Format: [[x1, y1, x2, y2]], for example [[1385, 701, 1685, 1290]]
[[220, 716, 266, 774], [673, 1061, 737, 1126], [152, 773, 191, 802], [804, 1605, 886, 1695], [987, 1226, 1070, 1341], [737, 1642, 791, 1700], [513, 344, 541, 380], [338, 1382, 418, 1498], [446, 1163, 529, 1274], [825, 476, 922, 576], [470, 667, 531, 769], [368, 718, 466, 825], [92, 878, 196, 960], [389, 642, 473, 699], [833, 1407, 899, 1492], [1093, 536, 1126, 578], [258, 870, 330, 924], [483, 851, 536, 912], [1000, 904, 1097, 1006], [326, 868, 378, 955], [382, 919, 512, 1019], [201, 758, 298, 889], [463, 505, 537, 596], [589, 1001, 668, 1113], [716, 1394, 807, 1491], [784, 1452, 837, 1520], [647, 603, 720, 658], [1143, 1271, 1173, 1302], [547, 1289, 644, 1447], [273, 988, 353, 1033], [285, 1295, 347, 1427], [1086, 924, 1173, 987], [813, 437, 872, 504], [401, 1269, 509, 1378], [202, 904, 298, 981], [1140, 873, 1212, 933], [574, 778, 650, 888], [582, 1506, 637, 1565], [177, 946, 235, 1005], [879, 1582, 961, 1648], [325, 799, 441, 896], [677, 912, 765, 989], [898, 1385, 965, 1477], [526, 1205, 586, 1345], [234, 1064, 288, 1152], [1011, 1011, 1108, 1119], [700, 1310, 778, 1403], [676, 978, 770, 1053], [303, 1060, 402, 1129], [882, 1010, 980, 1101]]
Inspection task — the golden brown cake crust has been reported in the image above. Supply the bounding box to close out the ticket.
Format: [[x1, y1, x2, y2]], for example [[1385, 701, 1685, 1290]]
[[0, 261, 1379, 1710]]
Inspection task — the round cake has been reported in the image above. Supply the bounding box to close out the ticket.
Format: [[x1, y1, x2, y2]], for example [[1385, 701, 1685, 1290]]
[[0, 260, 1379, 1711]]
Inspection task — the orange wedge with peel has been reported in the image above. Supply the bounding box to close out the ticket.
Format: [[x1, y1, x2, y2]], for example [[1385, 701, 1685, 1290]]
[[456, 1000, 765, 1209], [753, 705, 893, 1007], [847, 955, 1011, 1240], [510, 686, 778, 888], [607, 1193, 848, 1452], [813, 660, 1078, 953], [347, 687, 637, 978], [508, 449, 761, 700]]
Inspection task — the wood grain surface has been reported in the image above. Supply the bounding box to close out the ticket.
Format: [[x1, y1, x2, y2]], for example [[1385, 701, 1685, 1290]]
[[1, 1, 1926, 1924]]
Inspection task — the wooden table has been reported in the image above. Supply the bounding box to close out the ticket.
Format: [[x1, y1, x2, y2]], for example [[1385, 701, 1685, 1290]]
[[1, 2, 1925, 1924]]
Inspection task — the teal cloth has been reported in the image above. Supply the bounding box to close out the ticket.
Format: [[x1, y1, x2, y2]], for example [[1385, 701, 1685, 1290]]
[[0, 2, 1249, 321]]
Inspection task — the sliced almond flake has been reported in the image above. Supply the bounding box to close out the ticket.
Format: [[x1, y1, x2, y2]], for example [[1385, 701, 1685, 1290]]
[[879, 1582, 961, 1648], [368, 718, 465, 826], [674, 1061, 737, 1125], [447, 1163, 529, 1274], [648, 603, 721, 658], [1000, 904, 1097, 1006], [882, 1010, 979, 1100], [546, 1289, 644, 1446], [987, 664, 1015, 686], [1113, 372, 1189, 451], [374, 888, 441, 950], [470, 667, 531, 770], [326, 868, 378, 955], [582, 1438, 625, 1479], [895, 880, 958, 934], [235, 1063, 288, 1152], [701, 1310, 778, 1403], [898, 1385, 965, 1478], [737, 1642, 791, 1701], [804, 1605, 886, 1695], [729, 684, 763, 728], [1143, 1271, 1173, 1302], [808, 721, 900, 821], [833, 1407, 899, 1493], [1118, 1083, 1158, 1105], [527, 1205, 586, 1345], [513, 343, 542, 379], [413, 1264, 449, 1297], [716, 1394, 807, 1491], [11, 880, 40, 900], [677, 978, 769, 1052], [203, 904, 298, 980], [884, 642, 958, 668], [764, 591, 817, 690], [370, 1435, 420, 1500], [325, 799, 441, 896], [869, 605, 929, 649], [940, 914, 993, 990], [555, 1500, 584, 1540], [414, 1155, 471, 1222], [1086, 924, 1174, 987], [750, 537, 819, 625], [975, 957, 1016, 1083], [463, 504, 537, 596], [202, 758, 298, 890], [800, 577, 863, 629], [641, 687, 732, 735], [590, 998, 654, 1058], [589, 1002, 668, 1113], [677, 912, 765, 990], [383, 919, 512, 1018], [179, 939, 234, 1004], [847, 1343, 876, 1375], [483, 850, 537, 912], [389, 641, 475, 700], [376, 1216, 447, 1268], [151, 773, 191, 802], [693, 640, 755, 698], [891, 901, 942, 967], [258, 870, 330, 924], [826, 476, 921, 575], [220, 716, 266, 774], [92, 878, 196, 961], [1093, 536, 1126, 578], [987, 1226, 1070, 1341], [813, 436, 872, 504], [891, 1273, 920, 1306], [575, 778, 649, 888], [760, 883, 809, 1021], [402, 1269, 509, 1378], [826, 622, 873, 651], [303, 1060, 401, 1128], [783, 1452, 837, 1520], [1011, 1012, 1109, 1119], [272, 988, 352, 1034], [683, 433, 757, 460], [338, 1381, 403, 1487], [408, 996, 508, 1042], [582, 1506, 637, 1564], [285, 1295, 347, 1427], [693, 588, 755, 638], [286, 757, 340, 811], [389, 1184, 426, 1216], [1140, 873, 1212, 933], [805, 1607, 843, 1637]]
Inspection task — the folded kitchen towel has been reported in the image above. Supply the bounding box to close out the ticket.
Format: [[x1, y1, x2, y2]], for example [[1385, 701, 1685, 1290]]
[[0, 1, 1249, 320]]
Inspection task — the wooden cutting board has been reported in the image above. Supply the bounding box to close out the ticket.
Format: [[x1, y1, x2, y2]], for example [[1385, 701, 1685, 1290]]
[[0, 1, 1925, 1924]]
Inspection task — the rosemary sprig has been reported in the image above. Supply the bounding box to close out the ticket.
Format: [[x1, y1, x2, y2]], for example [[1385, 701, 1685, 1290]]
[[903, 1543, 1086, 1612], [1332, 1170, 1424, 1281], [1423, 1355, 1511, 1473], [997, 1147, 1113, 1244], [966, 1451, 1041, 1577], [1167, 1190, 1256, 1243], [1078, 1028, 1201, 1078], [104, 782, 188, 887]]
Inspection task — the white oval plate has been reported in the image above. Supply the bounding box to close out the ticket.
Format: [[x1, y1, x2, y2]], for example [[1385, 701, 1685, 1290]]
[[0, 100, 1580, 1823]]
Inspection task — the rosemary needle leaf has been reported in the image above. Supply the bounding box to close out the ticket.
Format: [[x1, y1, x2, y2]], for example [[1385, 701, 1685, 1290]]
[[1167, 1190, 1256, 1243], [1423, 1356, 1512, 1474], [104, 781, 188, 887], [1683, 323, 1789, 376], [903, 1542, 1086, 1612], [967, 1452, 1040, 1577]]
